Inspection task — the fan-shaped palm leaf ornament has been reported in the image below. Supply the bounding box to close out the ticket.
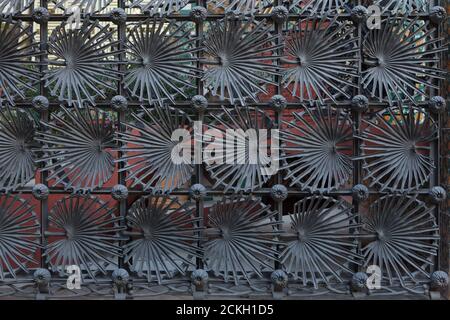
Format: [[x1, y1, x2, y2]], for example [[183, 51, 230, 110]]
[[282, 17, 359, 103], [124, 195, 201, 283], [362, 17, 446, 105], [209, 0, 272, 15], [0, 195, 41, 280], [204, 106, 277, 192], [203, 196, 279, 284], [125, 18, 200, 105], [356, 106, 437, 192], [116, 105, 193, 193], [0, 21, 41, 105], [362, 195, 439, 286], [281, 196, 361, 288], [127, 0, 190, 15], [203, 18, 281, 105], [374, 0, 428, 14], [290, 0, 348, 14], [44, 21, 122, 107], [37, 106, 116, 192], [0, 108, 38, 192], [45, 195, 123, 279], [52, 0, 112, 14], [279, 105, 353, 193], [0, 0, 33, 15]]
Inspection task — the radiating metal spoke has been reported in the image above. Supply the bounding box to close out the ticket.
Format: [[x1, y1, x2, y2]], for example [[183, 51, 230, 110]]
[[203, 196, 280, 284], [0, 195, 40, 280], [202, 17, 281, 105], [37, 106, 116, 192], [45, 195, 123, 279], [44, 20, 122, 107], [282, 17, 359, 103], [0, 108, 38, 192], [124, 195, 201, 283], [117, 105, 194, 193], [362, 195, 439, 286], [355, 106, 437, 192], [281, 195, 361, 288], [279, 105, 353, 193]]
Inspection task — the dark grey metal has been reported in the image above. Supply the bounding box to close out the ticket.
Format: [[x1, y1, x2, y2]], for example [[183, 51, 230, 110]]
[[204, 106, 275, 192], [116, 105, 194, 193], [279, 105, 353, 193], [45, 195, 123, 279], [0, 195, 41, 280], [280, 195, 362, 288], [374, 0, 427, 14], [0, 108, 38, 192], [361, 17, 446, 105], [289, 0, 348, 14], [202, 17, 281, 105], [362, 195, 439, 287], [0, 0, 33, 15], [44, 20, 122, 107], [282, 17, 359, 103], [356, 106, 438, 192], [203, 196, 279, 284], [37, 106, 116, 192], [0, 21, 42, 105], [128, 0, 190, 15], [209, 0, 272, 15], [125, 18, 200, 105], [123, 194, 201, 283], [52, 0, 112, 14]]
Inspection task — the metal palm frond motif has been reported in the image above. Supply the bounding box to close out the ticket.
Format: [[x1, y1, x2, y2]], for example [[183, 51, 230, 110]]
[[362, 195, 439, 286], [209, 0, 272, 15], [281, 196, 361, 288], [52, 0, 112, 14], [117, 105, 193, 193], [203, 18, 281, 105], [279, 105, 353, 193], [0, 195, 40, 280], [37, 106, 116, 192], [0, 0, 33, 15], [362, 17, 446, 105], [0, 108, 38, 192], [203, 196, 279, 284], [127, 0, 189, 15], [283, 18, 359, 103], [356, 106, 437, 192], [0, 21, 41, 105], [125, 18, 200, 105], [44, 21, 122, 107], [204, 107, 276, 192], [124, 195, 201, 283], [45, 195, 123, 279], [290, 0, 348, 14], [374, 0, 427, 14]]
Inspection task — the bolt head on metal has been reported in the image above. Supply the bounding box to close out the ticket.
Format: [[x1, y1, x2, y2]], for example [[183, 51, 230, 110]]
[[271, 184, 288, 202], [111, 95, 128, 111], [351, 95, 369, 112], [271, 6, 289, 23], [32, 96, 50, 111], [111, 184, 129, 200], [351, 6, 368, 23], [352, 184, 369, 201], [32, 184, 50, 200], [430, 6, 447, 25], [429, 186, 447, 203], [190, 6, 208, 23], [190, 183, 206, 200]]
